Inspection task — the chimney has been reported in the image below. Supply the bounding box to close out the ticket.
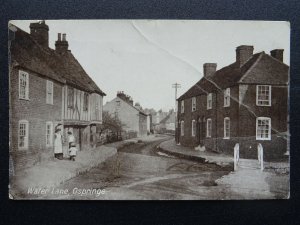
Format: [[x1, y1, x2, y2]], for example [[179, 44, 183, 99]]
[[236, 45, 254, 67], [29, 20, 49, 48], [270, 49, 284, 62], [203, 63, 217, 77], [55, 33, 69, 53]]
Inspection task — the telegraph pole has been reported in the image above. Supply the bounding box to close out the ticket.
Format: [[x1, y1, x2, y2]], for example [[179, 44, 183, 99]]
[[172, 83, 181, 143]]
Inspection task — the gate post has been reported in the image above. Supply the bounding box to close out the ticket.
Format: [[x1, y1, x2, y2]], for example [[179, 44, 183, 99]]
[[234, 143, 239, 171], [257, 143, 264, 171]]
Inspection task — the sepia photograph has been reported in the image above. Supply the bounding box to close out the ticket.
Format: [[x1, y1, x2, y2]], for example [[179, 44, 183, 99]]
[[8, 20, 290, 200]]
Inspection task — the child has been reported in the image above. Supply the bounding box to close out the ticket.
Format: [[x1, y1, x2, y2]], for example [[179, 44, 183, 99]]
[[69, 142, 78, 161]]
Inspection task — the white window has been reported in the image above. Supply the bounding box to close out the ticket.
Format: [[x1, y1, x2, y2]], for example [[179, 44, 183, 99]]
[[256, 85, 271, 106], [224, 117, 230, 139], [192, 120, 196, 137], [18, 120, 29, 149], [181, 100, 184, 113], [180, 121, 184, 136], [46, 122, 53, 147], [206, 118, 212, 137], [19, 70, 29, 100], [224, 88, 230, 107], [46, 80, 53, 104], [192, 97, 196, 111], [256, 117, 271, 140], [207, 93, 212, 109]]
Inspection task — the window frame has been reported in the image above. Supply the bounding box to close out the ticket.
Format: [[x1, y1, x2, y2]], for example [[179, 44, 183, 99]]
[[19, 70, 29, 100], [180, 120, 184, 136], [181, 100, 185, 113], [18, 120, 29, 150], [192, 97, 196, 112], [67, 86, 74, 108], [46, 80, 54, 105], [83, 92, 89, 111], [46, 121, 53, 147], [192, 120, 196, 137], [180, 100, 185, 113], [224, 88, 230, 107], [207, 93, 212, 110], [206, 118, 212, 138], [256, 117, 272, 140], [256, 85, 272, 106], [224, 117, 230, 139]]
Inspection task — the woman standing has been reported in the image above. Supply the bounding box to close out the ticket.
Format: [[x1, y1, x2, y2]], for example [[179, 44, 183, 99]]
[[54, 128, 63, 160]]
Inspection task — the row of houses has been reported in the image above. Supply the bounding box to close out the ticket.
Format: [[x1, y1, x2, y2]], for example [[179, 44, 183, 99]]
[[9, 21, 106, 170], [176, 45, 289, 161]]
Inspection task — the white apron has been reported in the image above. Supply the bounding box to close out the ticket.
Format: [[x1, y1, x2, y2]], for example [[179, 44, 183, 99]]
[[54, 133, 63, 154]]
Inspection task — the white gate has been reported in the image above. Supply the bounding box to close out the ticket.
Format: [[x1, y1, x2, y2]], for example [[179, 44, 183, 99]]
[[234, 143, 264, 171]]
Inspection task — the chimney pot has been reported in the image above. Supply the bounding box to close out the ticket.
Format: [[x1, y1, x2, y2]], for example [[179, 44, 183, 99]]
[[55, 33, 68, 53], [236, 45, 254, 67], [203, 63, 217, 77], [270, 49, 284, 62]]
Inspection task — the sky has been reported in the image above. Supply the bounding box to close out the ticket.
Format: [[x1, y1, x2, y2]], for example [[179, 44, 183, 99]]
[[10, 20, 290, 111]]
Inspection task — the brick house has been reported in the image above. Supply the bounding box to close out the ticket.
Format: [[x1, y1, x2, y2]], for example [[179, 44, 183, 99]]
[[9, 21, 106, 170], [177, 45, 289, 161], [103, 92, 148, 137]]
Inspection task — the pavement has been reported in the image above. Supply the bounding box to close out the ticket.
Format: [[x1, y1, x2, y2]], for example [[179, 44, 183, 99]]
[[9, 135, 167, 199], [158, 138, 290, 199], [158, 139, 233, 167]]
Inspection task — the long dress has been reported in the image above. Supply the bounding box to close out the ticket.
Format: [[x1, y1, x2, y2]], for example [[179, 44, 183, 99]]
[[54, 133, 63, 154]]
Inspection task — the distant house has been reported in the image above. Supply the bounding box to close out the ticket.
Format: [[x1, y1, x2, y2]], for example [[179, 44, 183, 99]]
[[153, 110, 168, 133], [155, 110, 176, 134], [177, 45, 289, 161], [103, 92, 148, 137], [9, 21, 106, 170]]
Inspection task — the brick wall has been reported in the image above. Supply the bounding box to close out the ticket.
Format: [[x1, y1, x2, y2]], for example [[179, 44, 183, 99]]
[[237, 84, 288, 160], [10, 67, 63, 170]]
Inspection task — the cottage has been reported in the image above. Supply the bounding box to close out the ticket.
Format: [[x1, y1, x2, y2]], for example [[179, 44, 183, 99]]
[[9, 21, 106, 170], [177, 45, 289, 161], [103, 92, 148, 137]]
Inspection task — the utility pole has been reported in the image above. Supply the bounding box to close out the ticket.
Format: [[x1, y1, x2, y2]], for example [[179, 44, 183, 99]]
[[172, 83, 181, 143]]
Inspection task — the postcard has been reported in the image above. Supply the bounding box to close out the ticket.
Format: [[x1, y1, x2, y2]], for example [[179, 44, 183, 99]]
[[8, 20, 290, 200]]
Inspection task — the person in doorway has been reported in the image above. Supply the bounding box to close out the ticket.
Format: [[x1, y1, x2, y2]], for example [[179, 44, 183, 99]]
[[68, 131, 75, 149], [69, 142, 78, 161], [54, 128, 63, 160]]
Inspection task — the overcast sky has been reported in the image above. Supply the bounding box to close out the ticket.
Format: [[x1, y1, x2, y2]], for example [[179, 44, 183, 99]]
[[10, 20, 290, 111]]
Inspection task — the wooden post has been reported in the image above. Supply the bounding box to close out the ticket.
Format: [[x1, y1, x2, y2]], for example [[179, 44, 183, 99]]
[[258, 143, 264, 171]]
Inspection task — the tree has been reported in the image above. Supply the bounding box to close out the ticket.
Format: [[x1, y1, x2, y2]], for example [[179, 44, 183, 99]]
[[97, 111, 124, 141]]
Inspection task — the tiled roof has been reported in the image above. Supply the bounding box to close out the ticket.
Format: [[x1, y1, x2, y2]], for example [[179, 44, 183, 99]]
[[10, 25, 106, 96], [178, 51, 288, 101]]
